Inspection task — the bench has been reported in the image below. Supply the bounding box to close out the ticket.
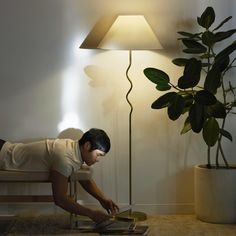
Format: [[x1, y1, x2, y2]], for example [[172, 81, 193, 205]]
[[0, 166, 92, 227]]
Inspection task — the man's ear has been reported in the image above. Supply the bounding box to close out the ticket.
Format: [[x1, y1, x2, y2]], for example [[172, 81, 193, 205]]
[[84, 141, 91, 151]]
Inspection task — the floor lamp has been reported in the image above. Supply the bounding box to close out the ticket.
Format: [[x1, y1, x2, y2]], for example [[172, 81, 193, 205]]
[[97, 15, 162, 219]]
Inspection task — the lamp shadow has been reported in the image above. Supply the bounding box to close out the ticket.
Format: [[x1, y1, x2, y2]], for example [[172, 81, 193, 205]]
[[84, 65, 124, 115], [57, 128, 84, 140]]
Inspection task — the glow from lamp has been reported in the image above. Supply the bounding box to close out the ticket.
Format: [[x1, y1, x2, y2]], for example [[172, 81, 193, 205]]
[[58, 65, 84, 133], [98, 15, 163, 212]]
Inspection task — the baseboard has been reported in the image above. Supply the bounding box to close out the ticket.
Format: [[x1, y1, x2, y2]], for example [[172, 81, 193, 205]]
[[130, 203, 195, 215]]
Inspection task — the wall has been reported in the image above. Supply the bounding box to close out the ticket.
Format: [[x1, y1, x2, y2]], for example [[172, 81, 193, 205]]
[[0, 0, 235, 215]]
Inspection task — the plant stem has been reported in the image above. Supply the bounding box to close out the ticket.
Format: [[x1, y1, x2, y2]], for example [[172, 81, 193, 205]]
[[169, 82, 182, 91], [206, 45, 212, 168], [219, 141, 229, 168], [216, 72, 227, 166], [225, 56, 236, 72], [207, 146, 211, 168]]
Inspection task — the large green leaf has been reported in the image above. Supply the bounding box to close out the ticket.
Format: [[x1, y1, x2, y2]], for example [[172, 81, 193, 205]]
[[167, 94, 185, 120], [214, 56, 230, 72], [203, 117, 219, 146], [215, 41, 236, 63], [178, 58, 202, 89], [214, 29, 236, 42], [155, 82, 171, 91], [219, 129, 233, 141], [202, 31, 215, 46], [204, 66, 222, 94], [151, 92, 177, 109], [206, 101, 226, 118], [177, 31, 201, 38], [182, 94, 194, 113], [194, 90, 217, 105], [181, 117, 192, 134], [197, 7, 215, 29], [182, 39, 207, 54], [189, 103, 205, 133], [213, 16, 232, 31], [144, 68, 169, 84], [172, 58, 189, 66]]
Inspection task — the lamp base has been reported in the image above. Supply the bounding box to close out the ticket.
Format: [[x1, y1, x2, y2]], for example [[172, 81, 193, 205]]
[[130, 211, 147, 221], [116, 209, 147, 222]]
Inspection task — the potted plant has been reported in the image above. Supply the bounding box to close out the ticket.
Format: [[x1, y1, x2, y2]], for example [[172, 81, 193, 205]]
[[143, 6, 236, 223]]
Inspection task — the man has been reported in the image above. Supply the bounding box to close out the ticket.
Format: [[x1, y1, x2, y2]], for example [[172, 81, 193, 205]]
[[0, 128, 119, 223]]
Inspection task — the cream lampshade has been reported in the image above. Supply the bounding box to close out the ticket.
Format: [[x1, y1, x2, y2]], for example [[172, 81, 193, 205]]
[[98, 15, 162, 50]]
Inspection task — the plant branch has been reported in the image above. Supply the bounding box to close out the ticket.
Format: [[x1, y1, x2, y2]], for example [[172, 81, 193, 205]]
[[219, 142, 229, 168], [207, 146, 211, 167], [169, 82, 182, 91]]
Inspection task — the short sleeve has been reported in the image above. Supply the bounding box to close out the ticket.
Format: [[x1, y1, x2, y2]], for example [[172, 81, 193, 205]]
[[51, 155, 73, 177]]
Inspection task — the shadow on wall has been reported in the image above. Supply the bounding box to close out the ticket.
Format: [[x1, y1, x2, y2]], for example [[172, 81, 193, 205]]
[[57, 128, 84, 140], [145, 14, 196, 52], [84, 64, 125, 115]]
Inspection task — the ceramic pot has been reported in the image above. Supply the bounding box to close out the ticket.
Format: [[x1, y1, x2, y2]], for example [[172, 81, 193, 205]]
[[195, 164, 236, 223]]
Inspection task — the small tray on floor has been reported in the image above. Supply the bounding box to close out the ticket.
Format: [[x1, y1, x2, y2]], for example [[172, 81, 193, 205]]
[[73, 219, 148, 235]]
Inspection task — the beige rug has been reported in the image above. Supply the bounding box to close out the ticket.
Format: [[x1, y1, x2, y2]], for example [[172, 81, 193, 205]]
[[141, 215, 236, 236], [6, 213, 72, 235], [4, 213, 236, 235]]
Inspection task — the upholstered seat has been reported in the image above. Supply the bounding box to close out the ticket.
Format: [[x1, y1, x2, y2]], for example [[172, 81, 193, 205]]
[[0, 167, 91, 182]]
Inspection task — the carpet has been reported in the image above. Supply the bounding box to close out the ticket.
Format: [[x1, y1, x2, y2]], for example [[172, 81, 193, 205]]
[[7, 213, 73, 235], [4, 213, 236, 235]]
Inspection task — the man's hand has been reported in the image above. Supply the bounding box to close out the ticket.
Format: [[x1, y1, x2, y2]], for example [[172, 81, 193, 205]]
[[79, 179, 119, 215], [99, 198, 119, 215], [89, 209, 111, 223]]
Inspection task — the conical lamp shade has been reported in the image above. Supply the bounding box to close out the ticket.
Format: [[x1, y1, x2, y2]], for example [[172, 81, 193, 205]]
[[98, 15, 162, 50]]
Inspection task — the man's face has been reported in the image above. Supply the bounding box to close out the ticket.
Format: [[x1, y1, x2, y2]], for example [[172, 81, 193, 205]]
[[81, 142, 106, 166]]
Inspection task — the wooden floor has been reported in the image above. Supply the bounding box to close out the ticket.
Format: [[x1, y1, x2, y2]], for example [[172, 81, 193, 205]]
[[2, 213, 236, 235]]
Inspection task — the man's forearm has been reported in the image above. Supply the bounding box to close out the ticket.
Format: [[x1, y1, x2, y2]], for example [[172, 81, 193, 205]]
[[50, 170, 111, 222], [54, 195, 94, 218], [79, 179, 106, 202]]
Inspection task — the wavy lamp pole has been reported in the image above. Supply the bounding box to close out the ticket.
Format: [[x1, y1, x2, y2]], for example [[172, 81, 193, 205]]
[[126, 50, 133, 206]]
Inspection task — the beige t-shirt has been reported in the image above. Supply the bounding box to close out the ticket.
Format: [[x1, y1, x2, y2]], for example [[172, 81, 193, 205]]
[[0, 139, 83, 177]]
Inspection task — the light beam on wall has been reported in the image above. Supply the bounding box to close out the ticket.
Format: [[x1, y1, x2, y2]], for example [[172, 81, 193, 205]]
[[57, 65, 83, 133]]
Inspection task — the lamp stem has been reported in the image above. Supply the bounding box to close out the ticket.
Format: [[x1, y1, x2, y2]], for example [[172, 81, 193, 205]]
[[125, 50, 133, 206], [124, 50, 147, 221]]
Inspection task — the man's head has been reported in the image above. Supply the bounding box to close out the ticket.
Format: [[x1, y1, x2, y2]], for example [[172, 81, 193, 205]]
[[79, 128, 111, 166], [79, 128, 110, 153]]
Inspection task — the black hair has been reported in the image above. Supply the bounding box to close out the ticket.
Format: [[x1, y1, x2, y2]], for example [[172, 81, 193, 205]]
[[79, 128, 111, 153]]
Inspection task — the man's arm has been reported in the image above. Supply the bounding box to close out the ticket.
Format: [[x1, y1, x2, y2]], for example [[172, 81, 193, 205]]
[[50, 170, 110, 223], [79, 179, 119, 215]]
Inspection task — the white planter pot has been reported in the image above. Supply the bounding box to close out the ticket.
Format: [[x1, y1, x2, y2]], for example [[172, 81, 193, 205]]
[[195, 164, 236, 223]]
